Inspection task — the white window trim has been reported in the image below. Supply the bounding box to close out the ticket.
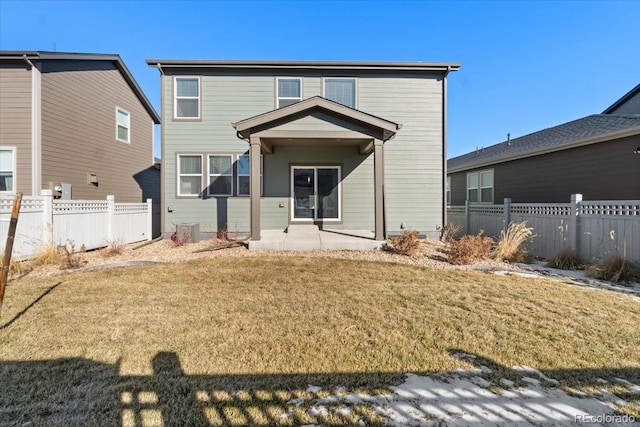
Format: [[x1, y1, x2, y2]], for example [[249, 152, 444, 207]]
[[115, 106, 131, 143], [466, 169, 494, 203], [0, 146, 16, 193], [275, 77, 303, 109], [207, 154, 233, 197], [177, 154, 203, 197], [322, 77, 358, 109], [237, 154, 263, 197], [290, 165, 342, 222], [174, 76, 201, 120]]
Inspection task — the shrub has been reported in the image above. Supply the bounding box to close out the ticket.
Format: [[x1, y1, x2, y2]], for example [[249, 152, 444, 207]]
[[29, 242, 62, 267], [169, 232, 188, 247], [440, 222, 462, 243], [58, 240, 83, 270], [102, 240, 125, 257], [216, 227, 229, 241], [387, 230, 421, 257], [446, 230, 494, 265], [585, 254, 640, 284], [492, 222, 534, 263], [547, 247, 582, 270]]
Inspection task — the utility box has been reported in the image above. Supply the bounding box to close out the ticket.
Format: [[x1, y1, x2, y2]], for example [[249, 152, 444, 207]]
[[175, 223, 199, 244], [61, 183, 72, 200]]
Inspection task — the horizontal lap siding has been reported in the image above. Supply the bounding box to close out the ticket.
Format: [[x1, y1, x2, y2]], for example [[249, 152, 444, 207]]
[[359, 75, 443, 236], [40, 60, 154, 202], [0, 62, 32, 194]]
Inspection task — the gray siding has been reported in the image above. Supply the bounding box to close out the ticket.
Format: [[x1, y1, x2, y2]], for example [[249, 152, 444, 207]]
[[40, 60, 154, 202], [0, 61, 32, 194], [607, 90, 640, 115], [162, 70, 445, 237], [449, 134, 640, 205]]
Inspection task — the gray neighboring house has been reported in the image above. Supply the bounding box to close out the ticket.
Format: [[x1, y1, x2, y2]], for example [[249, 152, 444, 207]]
[[0, 51, 161, 202], [146, 59, 460, 242], [447, 84, 640, 205]]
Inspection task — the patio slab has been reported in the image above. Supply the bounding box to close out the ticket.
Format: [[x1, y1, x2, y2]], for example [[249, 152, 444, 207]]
[[248, 227, 385, 251]]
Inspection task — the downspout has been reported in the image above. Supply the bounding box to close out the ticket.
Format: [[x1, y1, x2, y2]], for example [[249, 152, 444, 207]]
[[24, 54, 42, 196]]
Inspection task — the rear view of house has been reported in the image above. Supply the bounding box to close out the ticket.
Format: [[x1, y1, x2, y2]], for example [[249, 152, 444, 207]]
[[0, 51, 160, 202], [146, 59, 459, 245]]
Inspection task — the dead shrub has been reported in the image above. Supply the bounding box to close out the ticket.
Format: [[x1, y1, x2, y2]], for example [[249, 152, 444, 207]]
[[102, 240, 125, 257], [169, 232, 187, 247], [387, 230, 421, 257], [216, 227, 229, 241], [585, 254, 640, 284], [29, 242, 62, 267], [446, 230, 494, 265], [57, 240, 83, 270], [547, 247, 582, 270], [440, 222, 462, 243], [492, 222, 534, 263]]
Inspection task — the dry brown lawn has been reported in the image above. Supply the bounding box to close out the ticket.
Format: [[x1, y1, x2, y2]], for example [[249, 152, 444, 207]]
[[1, 256, 639, 426]]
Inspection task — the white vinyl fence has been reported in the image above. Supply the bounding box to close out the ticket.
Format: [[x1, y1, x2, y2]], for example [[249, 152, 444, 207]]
[[1, 190, 153, 261], [447, 194, 640, 263]]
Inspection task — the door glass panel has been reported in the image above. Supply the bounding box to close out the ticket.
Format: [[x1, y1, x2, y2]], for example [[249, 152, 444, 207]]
[[293, 168, 314, 219], [317, 168, 339, 219]]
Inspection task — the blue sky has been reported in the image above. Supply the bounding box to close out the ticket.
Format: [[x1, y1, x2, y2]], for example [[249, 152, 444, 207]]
[[1, 0, 638, 159]]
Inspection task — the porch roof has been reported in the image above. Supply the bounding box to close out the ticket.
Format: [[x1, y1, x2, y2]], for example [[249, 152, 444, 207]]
[[232, 96, 402, 142]]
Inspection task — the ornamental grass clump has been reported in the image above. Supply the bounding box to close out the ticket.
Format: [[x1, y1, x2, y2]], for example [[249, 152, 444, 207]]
[[586, 254, 640, 284], [492, 222, 534, 263], [547, 247, 583, 270]]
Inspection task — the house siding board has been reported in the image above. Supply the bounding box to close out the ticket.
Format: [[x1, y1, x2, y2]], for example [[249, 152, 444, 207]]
[[0, 62, 32, 194], [40, 60, 154, 202], [449, 135, 640, 204], [607, 90, 640, 115], [162, 69, 445, 236]]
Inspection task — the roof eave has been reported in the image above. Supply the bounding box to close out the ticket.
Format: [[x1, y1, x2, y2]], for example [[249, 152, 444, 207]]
[[448, 125, 640, 174]]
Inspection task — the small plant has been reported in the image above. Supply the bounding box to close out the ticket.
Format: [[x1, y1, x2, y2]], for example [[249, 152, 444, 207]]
[[492, 222, 534, 263], [440, 222, 462, 243], [446, 230, 494, 265], [29, 242, 62, 267], [57, 240, 83, 270], [547, 247, 582, 270], [169, 231, 188, 247], [387, 230, 421, 256], [216, 226, 229, 241], [585, 254, 640, 284], [102, 240, 125, 257]]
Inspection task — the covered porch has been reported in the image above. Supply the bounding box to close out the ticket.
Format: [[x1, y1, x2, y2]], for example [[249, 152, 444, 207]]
[[232, 96, 401, 250]]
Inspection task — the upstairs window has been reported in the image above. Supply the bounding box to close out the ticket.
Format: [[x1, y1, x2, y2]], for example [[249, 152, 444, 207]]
[[0, 148, 15, 192], [174, 77, 200, 119], [116, 107, 130, 143], [467, 169, 494, 203], [177, 154, 202, 196], [324, 78, 356, 108], [276, 78, 302, 108]]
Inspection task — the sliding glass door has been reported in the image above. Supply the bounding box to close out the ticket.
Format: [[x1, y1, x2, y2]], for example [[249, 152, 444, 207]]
[[291, 166, 340, 221]]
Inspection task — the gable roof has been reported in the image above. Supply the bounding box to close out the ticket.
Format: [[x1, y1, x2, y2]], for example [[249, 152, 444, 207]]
[[602, 83, 640, 115], [146, 59, 460, 74], [0, 51, 160, 124], [232, 96, 401, 141], [448, 114, 640, 173]]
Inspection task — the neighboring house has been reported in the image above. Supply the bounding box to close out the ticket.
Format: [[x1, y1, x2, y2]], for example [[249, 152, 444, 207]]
[[0, 51, 161, 202], [447, 85, 640, 205], [146, 59, 460, 241]]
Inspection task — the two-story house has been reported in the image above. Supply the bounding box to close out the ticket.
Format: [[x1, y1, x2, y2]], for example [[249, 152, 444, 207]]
[[146, 59, 459, 247], [0, 51, 160, 202]]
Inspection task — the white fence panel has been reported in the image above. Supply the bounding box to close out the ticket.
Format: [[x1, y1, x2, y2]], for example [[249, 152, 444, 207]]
[[53, 200, 110, 251], [0, 196, 47, 260], [113, 203, 149, 244]]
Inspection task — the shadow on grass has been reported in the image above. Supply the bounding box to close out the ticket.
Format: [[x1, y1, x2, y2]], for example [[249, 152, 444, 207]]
[[0, 282, 61, 330], [0, 351, 638, 426]]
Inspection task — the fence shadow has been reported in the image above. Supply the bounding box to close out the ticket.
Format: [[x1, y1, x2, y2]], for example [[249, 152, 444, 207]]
[[1, 350, 638, 426]]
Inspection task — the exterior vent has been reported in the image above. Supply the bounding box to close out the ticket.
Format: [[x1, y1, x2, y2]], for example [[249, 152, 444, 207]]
[[175, 223, 199, 243]]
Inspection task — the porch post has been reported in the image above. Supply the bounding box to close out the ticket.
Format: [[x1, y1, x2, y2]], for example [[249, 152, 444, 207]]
[[250, 136, 261, 241], [374, 138, 385, 241]]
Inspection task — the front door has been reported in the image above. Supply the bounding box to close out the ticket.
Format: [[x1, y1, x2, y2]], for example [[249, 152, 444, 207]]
[[291, 166, 340, 221]]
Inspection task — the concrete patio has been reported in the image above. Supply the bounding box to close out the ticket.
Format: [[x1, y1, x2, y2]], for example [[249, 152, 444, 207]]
[[248, 225, 385, 251]]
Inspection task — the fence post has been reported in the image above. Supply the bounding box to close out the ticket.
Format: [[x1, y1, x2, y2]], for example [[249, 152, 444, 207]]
[[464, 199, 470, 235], [570, 193, 582, 256], [41, 189, 53, 247], [107, 195, 115, 242], [504, 198, 512, 231], [146, 198, 153, 241]]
